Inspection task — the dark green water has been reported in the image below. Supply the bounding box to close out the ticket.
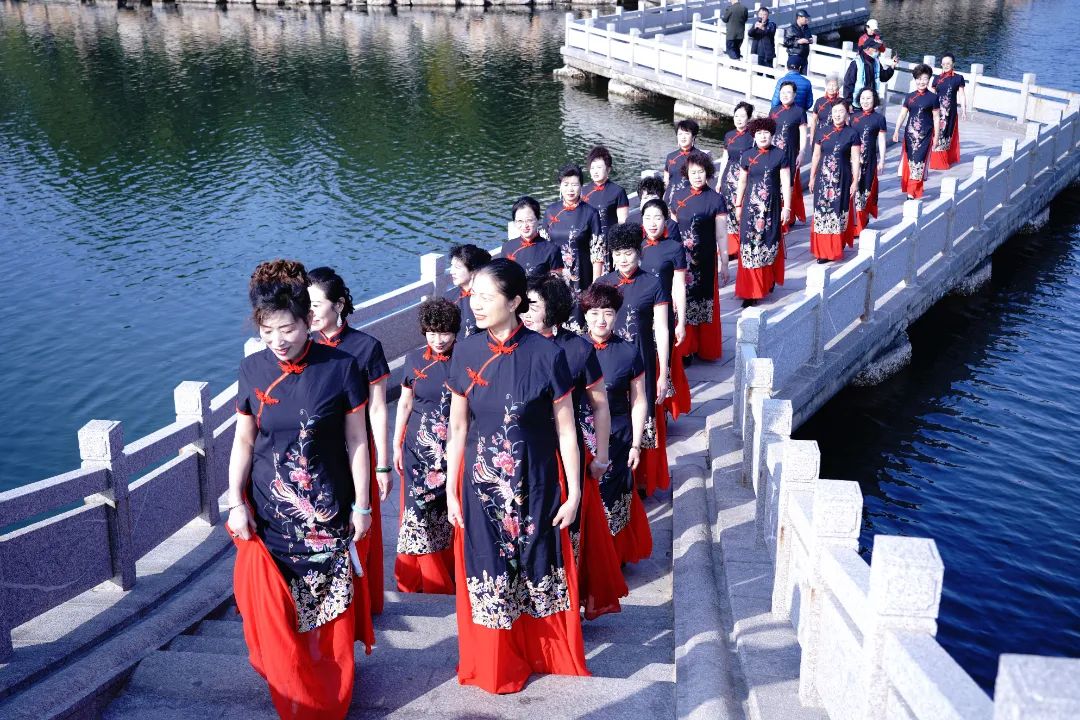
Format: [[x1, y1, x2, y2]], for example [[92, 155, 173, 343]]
[[1, 0, 1077, 693]]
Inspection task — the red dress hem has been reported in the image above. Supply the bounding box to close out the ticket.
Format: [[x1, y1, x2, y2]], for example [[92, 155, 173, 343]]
[[577, 459, 628, 621], [900, 144, 927, 199], [613, 491, 653, 564], [735, 237, 785, 300], [634, 410, 670, 497], [394, 481, 455, 595], [929, 124, 961, 169]]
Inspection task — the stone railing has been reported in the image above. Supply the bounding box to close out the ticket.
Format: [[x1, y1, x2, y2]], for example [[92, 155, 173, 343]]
[[734, 100, 1080, 428], [728, 365, 1080, 717]]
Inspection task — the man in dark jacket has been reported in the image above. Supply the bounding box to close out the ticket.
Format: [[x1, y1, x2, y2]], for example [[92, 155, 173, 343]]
[[721, 0, 749, 60], [783, 9, 813, 73], [842, 39, 898, 105], [747, 6, 777, 67]]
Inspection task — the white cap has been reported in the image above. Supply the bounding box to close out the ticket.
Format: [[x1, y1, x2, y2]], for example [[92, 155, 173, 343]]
[[866, 19, 878, 30]]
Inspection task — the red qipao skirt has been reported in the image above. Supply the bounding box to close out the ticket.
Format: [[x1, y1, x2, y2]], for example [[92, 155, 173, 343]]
[[363, 442, 385, 614], [735, 235, 786, 300], [394, 477, 455, 595], [666, 349, 691, 420], [785, 171, 807, 230], [454, 463, 590, 694], [854, 174, 879, 236], [579, 449, 629, 620], [232, 534, 374, 720], [810, 200, 858, 262], [900, 145, 928, 199], [613, 491, 653, 565], [678, 276, 722, 362], [634, 411, 671, 497], [930, 124, 961, 170]]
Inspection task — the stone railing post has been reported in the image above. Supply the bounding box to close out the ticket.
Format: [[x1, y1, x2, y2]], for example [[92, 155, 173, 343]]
[[938, 178, 958, 257], [682, 39, 690, 81], [564, 12, 574, 47], [805, 262, 828, 366], [174, 381, 219, 526], [79, 419, 136, 590], [741, 358, 774, 488], [968, 63, 983, 114], [971, 155, 989, 229], [1000, 137, 1018, 205], [1017, 72, 1036, 123], [859, 536, 944, 719], [629, 28, 641, 69], [799, 478, 864, 706], [655, 33, 665, 75], [755, 399, 792, 528], [733, 307, 762, 434], [857, 228, 879, 320], [771, 440, 821, 617], [420, 251, 443, 297], [993, 655, 1080, 718], [606, 23, 615, 60], [902, 199, 922, 287], [1025, 123, 1041, 185]]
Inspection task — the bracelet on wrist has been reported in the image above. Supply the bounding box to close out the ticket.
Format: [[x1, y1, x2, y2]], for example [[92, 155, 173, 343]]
[[225, 501, 245, 512], [375, 466, 392, 474], [631, 445, 642, 450], [352, 503, 373, 516]]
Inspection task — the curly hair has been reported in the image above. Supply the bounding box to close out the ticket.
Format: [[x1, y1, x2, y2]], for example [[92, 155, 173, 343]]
[[637, 175, 666, 199], [249, 259, 310, 326], [579, 282, 624, 314], [607, 222, 644, 255], [912, 63, 933, 80], [746, 116, 777, 136], [418, 297, 461, 335], [681, 149, 715, 179], [308, 266, 355, 320], [675, 118, 700, 137], [528, 274, 574, 329], [586, 145, 613, 170]]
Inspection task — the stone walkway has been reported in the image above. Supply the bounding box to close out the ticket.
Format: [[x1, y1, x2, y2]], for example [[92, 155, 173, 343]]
[[95, 111, 1020, 719]]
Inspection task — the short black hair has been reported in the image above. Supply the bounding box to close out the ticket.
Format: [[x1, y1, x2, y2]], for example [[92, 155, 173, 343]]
[[941, 52, 956, 63], [779, 80, 798, 94], [476, 258, 530, 317], [912, 63, 933, 80], [527, 274, 574, 328], [733, 101, 755, 120], [607, 222, 644, 255], [681, 149, 715, 179], [641, 198, 670, 221], [857, 86, 881, 108], [557, 163, 583, 184], [449, 243, 492, 272], [580, 283, 624, 314], [675, 118, 700, 137], [638, 175, 666, 198], [511, 196, 541, 221], [418, 297, 461, 334], [585, 145, 613, 170]]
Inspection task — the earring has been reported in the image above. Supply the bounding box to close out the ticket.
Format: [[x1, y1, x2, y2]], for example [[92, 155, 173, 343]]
[[336, 313, 343, 328]]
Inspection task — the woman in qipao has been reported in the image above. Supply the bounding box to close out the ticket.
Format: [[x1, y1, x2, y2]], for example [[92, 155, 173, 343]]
[[227, 260, 374, 720], [391, 298, 461, 594], [894, 64, 941, 199], [580, 283, 653, 564], [808, 103, 863, 262], [444, 258, 589, 694], [851, 87, 888, 235], [930, 53, 966, 170], [718, 102, 757, 257], [310, 266, 392, 616], [523, 273, 627, 620], [445, 244, 492, 340]]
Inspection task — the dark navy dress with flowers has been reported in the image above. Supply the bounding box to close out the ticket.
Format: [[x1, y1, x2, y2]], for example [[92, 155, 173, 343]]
[[902, 89, 941, 189], [447, 325, 575, 630], [398, 346, 454, 556], [541, 201, 604, 296], [236, 341, 368, 632], [931, 71, 965, 160], [445, 286, 478, 340], [721, 129, 755, 248], [552, 331, 604, 463], [669, 186, 723, 326], [581, 180, 630, 237], [317, 323, 390, 387], [739, 146, 789, 269], [640, 224, 687, 353], [502, 235, 564, 278], [582, 335, 643, 535]]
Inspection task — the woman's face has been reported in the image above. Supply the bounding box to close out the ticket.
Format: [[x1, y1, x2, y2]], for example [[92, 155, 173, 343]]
[[307, 284, 343, 334], [514, 205, 539, 240], [589, 158, 610, 184], [826, 78, 839, 95], [859, 90, 875, 112], [755, 130, 773, 148], [425, 331, 455, 355], [449, 257, 471, 288], [687, 163, 708, 189], [831, 103, 848, 126], [521, 290, 548, 333], [259, 309, 310, 361], [612, 248, 640, 276], [470, 271, 519, 331], [585, 307, 617, 340], [915, 73, 931, 91], [942, 56, 954, 72], [560, 175, 582, 204], [676, 128, 694, 150], [779, 85, 795, 106], [733, 108, 749, 131], [642, 206, 666, 238]]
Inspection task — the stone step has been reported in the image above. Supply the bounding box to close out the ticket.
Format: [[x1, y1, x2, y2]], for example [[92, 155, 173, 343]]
[[108, 649, 673, 720], [167, 634, 247, 656]]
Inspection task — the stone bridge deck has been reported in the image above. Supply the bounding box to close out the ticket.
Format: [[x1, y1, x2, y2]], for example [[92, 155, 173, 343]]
[[87, 112, 1024, 720]]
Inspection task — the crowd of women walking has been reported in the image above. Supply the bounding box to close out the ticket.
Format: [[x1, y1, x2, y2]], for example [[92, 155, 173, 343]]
[[222, 56, 968, 719]]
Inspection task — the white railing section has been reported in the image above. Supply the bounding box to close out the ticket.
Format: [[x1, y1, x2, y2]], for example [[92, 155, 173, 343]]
[[733, 362, 1080, 718]]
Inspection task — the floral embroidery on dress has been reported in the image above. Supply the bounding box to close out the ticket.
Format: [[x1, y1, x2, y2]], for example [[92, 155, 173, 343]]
[[741, 177, 780, 269], [289, 550, 354, 632], [603, 488, 633, 536], [641, 415, 658, 450], [813, 152, 849, 234], [684, 298, 713, 325], [934, 91, 953, 151], [465, 566, 572, 630], [397, 506, 453, 555], [906, 110, 929, 181]]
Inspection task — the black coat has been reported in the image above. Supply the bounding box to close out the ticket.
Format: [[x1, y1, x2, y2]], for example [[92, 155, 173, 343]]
[[843, 54, 896, 103], [721, 2, 749, 39], [748, 20, 777, 63], [783, 23, 813, 60]]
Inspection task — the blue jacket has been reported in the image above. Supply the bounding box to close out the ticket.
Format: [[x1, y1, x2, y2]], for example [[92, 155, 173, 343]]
[[771, 71, 814, 111]]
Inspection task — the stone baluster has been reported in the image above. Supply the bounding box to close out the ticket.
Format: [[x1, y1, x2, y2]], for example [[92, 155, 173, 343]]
[[971, 155, 989, 231], [174, 381, 219, 525], [993, 654, 1080, 718], [733, 307, 762, 434], [655, 33, 665, 76], [682, 39, 690, 82], [857, 228, 880, 321], [968, 63, 983, 114], [741, 358, 774, 488], [938, 178, 958, 257], [754, 399, 792, 532], [1017, 72, 1036, 124], [1000, 138, 1018, 206], [606, 23, 615, 61], [420, 251, 443, 297], [805, 262, 828, 366], [1024, 123, 1041, 185], [770, 440, 821, 617], [902, 199, 922, 287], [564, 12, 574, 47], [859, 536, 945, 719], [79, 419, 136, 591], [799, 478, 864, 706]]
